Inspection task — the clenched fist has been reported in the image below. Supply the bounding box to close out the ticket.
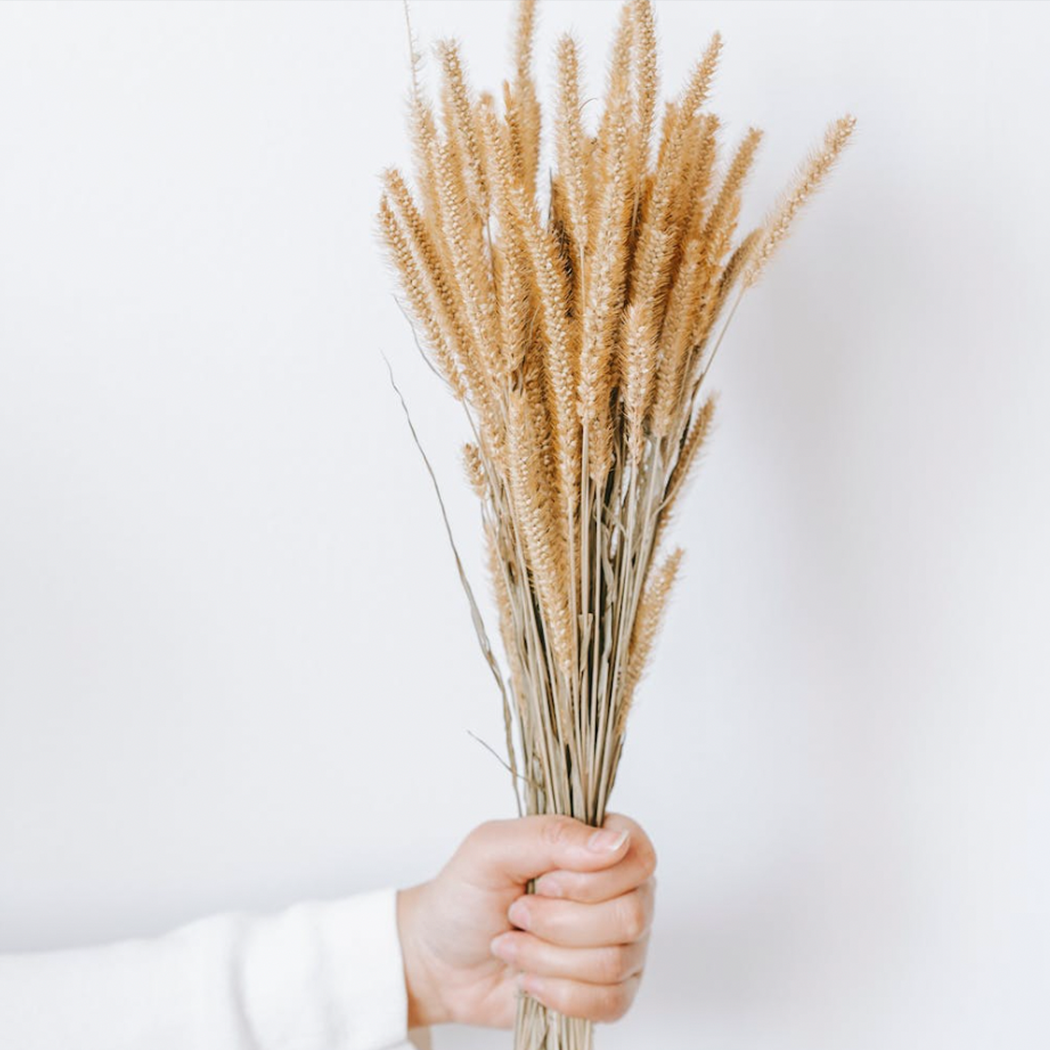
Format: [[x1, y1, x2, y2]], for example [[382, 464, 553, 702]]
[[396, 813, 657, 1029]]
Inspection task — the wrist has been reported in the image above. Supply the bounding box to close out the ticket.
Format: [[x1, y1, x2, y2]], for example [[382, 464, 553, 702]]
[[396, 882, 449, 1029]]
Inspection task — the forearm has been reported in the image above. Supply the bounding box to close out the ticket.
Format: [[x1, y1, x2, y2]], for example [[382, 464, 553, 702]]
[[0, 889, 410, 1050]]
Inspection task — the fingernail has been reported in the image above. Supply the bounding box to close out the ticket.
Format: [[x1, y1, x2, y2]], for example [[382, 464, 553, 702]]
[[588, 828, 629, 853], [534, 874, 564, 898], [508, 898, 530, 928], [490, 933, 516, 961]]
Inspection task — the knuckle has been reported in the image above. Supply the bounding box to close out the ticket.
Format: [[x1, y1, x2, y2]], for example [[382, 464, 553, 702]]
[[564, 985, 596, 1020], [642, 876, 657, 915], [544, 901, 572, 941], [467, 819, 498, 846], [553, 871, 585, 900], [619, 893, 647, 941], [560, 871, 598, 903], [462, 819, 503, 862], [508, 932, 536, 968], [597, 982, 630, 1022], [560, 985, 587, 1017], [541, 815, 577, 848], [634, 838, 658, 879], [459, 822, 488, 858], [598, 945, 632, 983]]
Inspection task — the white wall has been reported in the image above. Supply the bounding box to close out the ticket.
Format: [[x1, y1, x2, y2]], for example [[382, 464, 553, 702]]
[[1, 2, 1047, 1047]]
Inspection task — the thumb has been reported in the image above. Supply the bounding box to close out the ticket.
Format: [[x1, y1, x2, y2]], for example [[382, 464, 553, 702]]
[[459, 815, 631, 886]]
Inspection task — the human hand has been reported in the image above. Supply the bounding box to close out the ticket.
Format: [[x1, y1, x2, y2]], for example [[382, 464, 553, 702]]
[[395, 812, 656, 1030]]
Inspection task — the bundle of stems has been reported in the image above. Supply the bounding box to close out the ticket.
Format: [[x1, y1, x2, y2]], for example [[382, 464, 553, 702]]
[[379, 2, 854, 1046]]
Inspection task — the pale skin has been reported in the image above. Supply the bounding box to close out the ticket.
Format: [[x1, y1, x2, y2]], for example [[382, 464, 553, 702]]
[[396, 812, 657, 1029]]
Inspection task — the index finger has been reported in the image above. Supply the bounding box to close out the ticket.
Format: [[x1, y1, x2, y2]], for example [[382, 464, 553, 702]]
[[455, 813, 632, 890], [532, 813, 657, 903]]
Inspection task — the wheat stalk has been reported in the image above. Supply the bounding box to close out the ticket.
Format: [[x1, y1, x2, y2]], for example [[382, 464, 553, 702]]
[[378, 3, 855, 1046]]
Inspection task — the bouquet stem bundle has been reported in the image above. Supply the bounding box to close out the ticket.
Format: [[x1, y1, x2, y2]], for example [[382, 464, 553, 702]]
[[379, 2, 854, 1046]]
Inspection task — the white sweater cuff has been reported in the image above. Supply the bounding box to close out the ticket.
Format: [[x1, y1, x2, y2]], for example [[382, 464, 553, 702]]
[[235, 886, 411, 1050]]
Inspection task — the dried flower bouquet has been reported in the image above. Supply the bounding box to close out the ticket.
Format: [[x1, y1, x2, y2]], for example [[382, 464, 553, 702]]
[[378, 2, 854, 1047]]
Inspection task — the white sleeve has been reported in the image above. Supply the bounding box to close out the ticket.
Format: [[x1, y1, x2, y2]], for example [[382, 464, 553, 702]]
[[0, 886, 419, 1050]]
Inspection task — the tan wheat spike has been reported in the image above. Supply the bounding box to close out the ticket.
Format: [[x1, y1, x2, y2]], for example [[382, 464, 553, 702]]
[[652, 281, 710, 436], [667, 114, 721, 315], [555, 35, 588, 269], [520, 337, 557, 480], [690, 196, 742, 349], [519, 204, 581, 528], [630, 219, 674, 332], [401, 4, 443, 227], [501, 79, 527, 189], [548, 174, 570, 251], [702, 127, 763, 249], [657, 184, 736, 435], [650, 154, 728, 439], [407, 94, 442, 230], [714, 226, 762, 308], [630, 109, 680, 269], [513, 0, 538, 91], [616, 547, 684, 735], [596, 0, 635, 159], [696, 185, 741, 303], [676, 226, 760, 418], [436, 60, 470, 208], [630, 107, 701, 327], [620, 1, 651, 194], [664, 393, 718, 516], [649, 392, 717, 558], [511, 0, 541, 201], [585, 2, 635, 256], [631, 111, 713, 336], [407, 101, 463, 305], [431, 137, 501, 384], [649, 244, 702, 433], [654, 99, 678, 174], [745, 114, 857, 287], [677, 31, 723, 123], [436, 40, 489, 217], [479, 104, 532, 376], [382, 168, 474, 365], [580, 102, 632, 480], [651, 32, 721, 203], [621, 300, 659, 463], [377, 195, 466, 400], [462, 442, 488, 499], [506, 387, 574, 685], [520, 354, 560, 524], [630, 0, 659, 173], [425, 152, 508, 469], [670, 113, 720, 256]]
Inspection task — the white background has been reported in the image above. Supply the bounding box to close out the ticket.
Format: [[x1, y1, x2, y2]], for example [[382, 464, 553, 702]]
[[1, 2, 1048, 1048]]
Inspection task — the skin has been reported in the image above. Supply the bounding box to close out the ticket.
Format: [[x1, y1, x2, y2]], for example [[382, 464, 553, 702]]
[[396, 812, 657, 1029]]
